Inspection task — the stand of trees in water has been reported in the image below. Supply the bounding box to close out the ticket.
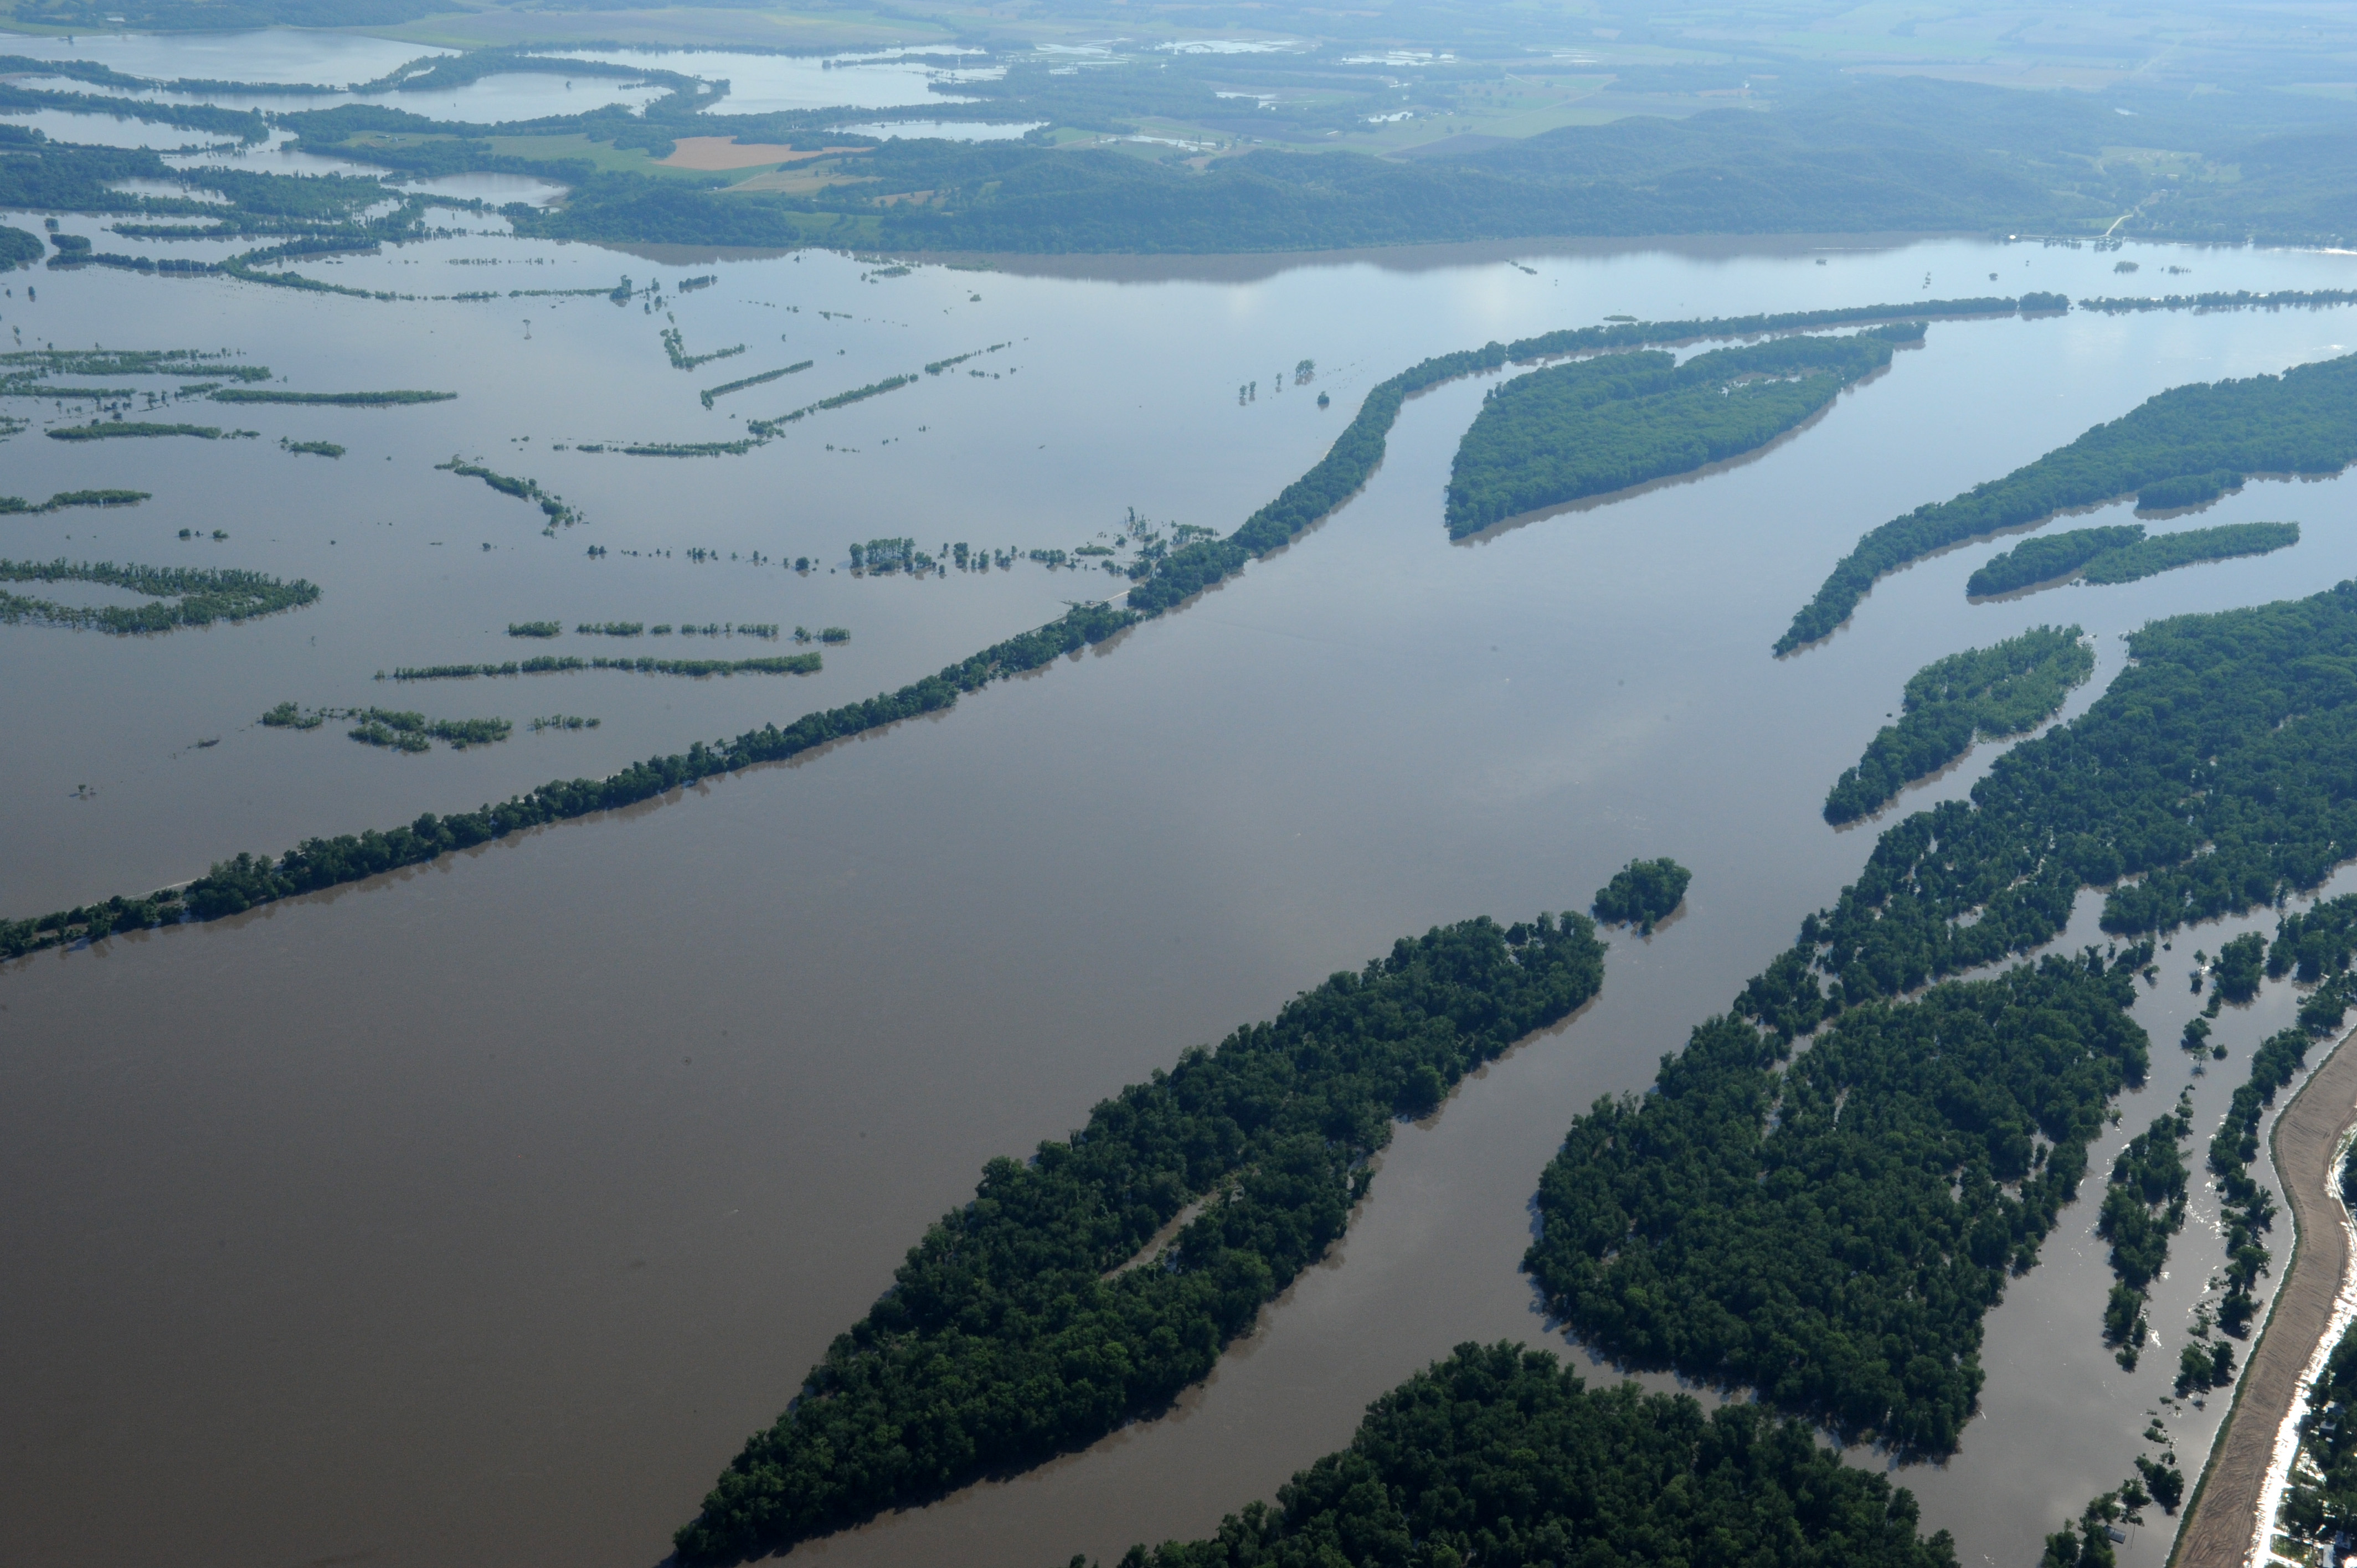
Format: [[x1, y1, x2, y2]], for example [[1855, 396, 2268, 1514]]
[[48, 420, 236, 440], [211, 388, 455, 406], [2096, 1093, 2191, 1370], [701, 361, 810, 409], [1821, 626, 2092, 824], [266, 701, 511, 750], [386, 654, 822, 680], [672, 912, 1607, 1562], [1528, 954, 2147, 1457], [747, 373, 915, 435], [0, 488, 147, 513], [1124, 297, 2042, 617], [1444, 326, 1918, 537], [1969, 522, 2300, 596], [2081, 522, 2301, 585], [0, 558, 317, 633], [1088, 1343, 1956, 1568], [1777, 352, 2357, 653], [1591, 857, 1690, 933], [1519, 580, 2357, 1464], [435, 457, 577, 527]]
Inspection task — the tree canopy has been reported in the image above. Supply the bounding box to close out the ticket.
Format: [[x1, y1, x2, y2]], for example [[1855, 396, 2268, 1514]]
[[1098, 1342, 1958, 1568], [674, 915, 1605, 1562]]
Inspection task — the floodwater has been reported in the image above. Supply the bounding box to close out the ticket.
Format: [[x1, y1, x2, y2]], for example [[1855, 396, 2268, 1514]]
[[2, 190, 2356, 1568], [539, 48, 998, 116]]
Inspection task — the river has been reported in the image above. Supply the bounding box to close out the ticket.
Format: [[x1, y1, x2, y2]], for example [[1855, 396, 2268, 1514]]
[[3, 132, 2357, 1566]]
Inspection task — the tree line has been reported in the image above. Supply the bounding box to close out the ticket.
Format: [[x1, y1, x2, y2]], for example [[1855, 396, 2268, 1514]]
[[1777, 350, 2357, 652]]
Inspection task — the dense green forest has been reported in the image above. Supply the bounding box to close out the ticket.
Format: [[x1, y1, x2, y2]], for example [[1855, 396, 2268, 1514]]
[[1445, 327, 1915, 535], [2079, 522, 2301, 585], [1090, 1343, 1955, 1568], [1591, 857, 1689, 933], [1821, 627, 2092, 824], [1967, 528, 2147, 597], [2095, 1095, 2192, 1370], [0, 558, 316, 633], [1790, 582, 2357, 1002], [673, 913, 1604, 1561], [1526, 956, 2145, 1457], [1777, 352, 2357, 652]]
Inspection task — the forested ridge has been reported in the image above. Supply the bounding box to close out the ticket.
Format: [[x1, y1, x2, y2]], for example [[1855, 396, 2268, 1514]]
[[1445, 326, 1915, 536], [1526, 956, 2145, 1456], [1093, 1343, 1957, 1568], [1821, 626, 2092, 824], [1776, 352, 2357, 652], [673, 915, 1605, 1562]]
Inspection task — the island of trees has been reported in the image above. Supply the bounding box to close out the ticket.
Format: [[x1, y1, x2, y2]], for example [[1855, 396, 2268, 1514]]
[[1444, 326, 1918, 537], [2096, 1093, 2191, 1369], [0, 558, 318, 633], [385, 653, 822, 680], [1590, 857, 1690, 933], [1969, 522, 2299, 595], [1086, 1343, 1955, 1568], [0, 488, 148, 513], [1776, 350, 2357, 652], [1821, 626, 2092, 824], [435, 457, 577, 528], [671, 912, 1605, 1562]]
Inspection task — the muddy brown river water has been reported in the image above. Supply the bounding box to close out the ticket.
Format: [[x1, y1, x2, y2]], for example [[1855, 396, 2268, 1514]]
[[3, 180, 2356, 1567]]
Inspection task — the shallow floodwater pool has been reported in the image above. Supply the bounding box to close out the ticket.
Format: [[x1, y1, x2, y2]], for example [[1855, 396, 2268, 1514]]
[[0, 223, 2353, 1568]]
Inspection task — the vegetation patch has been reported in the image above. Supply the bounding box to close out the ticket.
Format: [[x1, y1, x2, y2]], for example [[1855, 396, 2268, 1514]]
[[1531, 955, 2148, 1457], [0, 488, 147, 513], [1590, 857, 1690, 933], [1967, 527, 2145, 596], [1822, 626, 2092, 824], [212, 388, 456, 406], [2079, 521, 2300, 584], [435, 457, 577, 527], [699, 360, 811, 409], [0, 558, 317, 633], [2095, 1094, 2192, 1369], [1101, 1343, 1955, 1568], [747, 373, 915, 434], [47, 420, 228, 441], [1445, 326, 1916, 536], [1777, 353, 2357, 653], [672, 913, 1605, 1561]]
